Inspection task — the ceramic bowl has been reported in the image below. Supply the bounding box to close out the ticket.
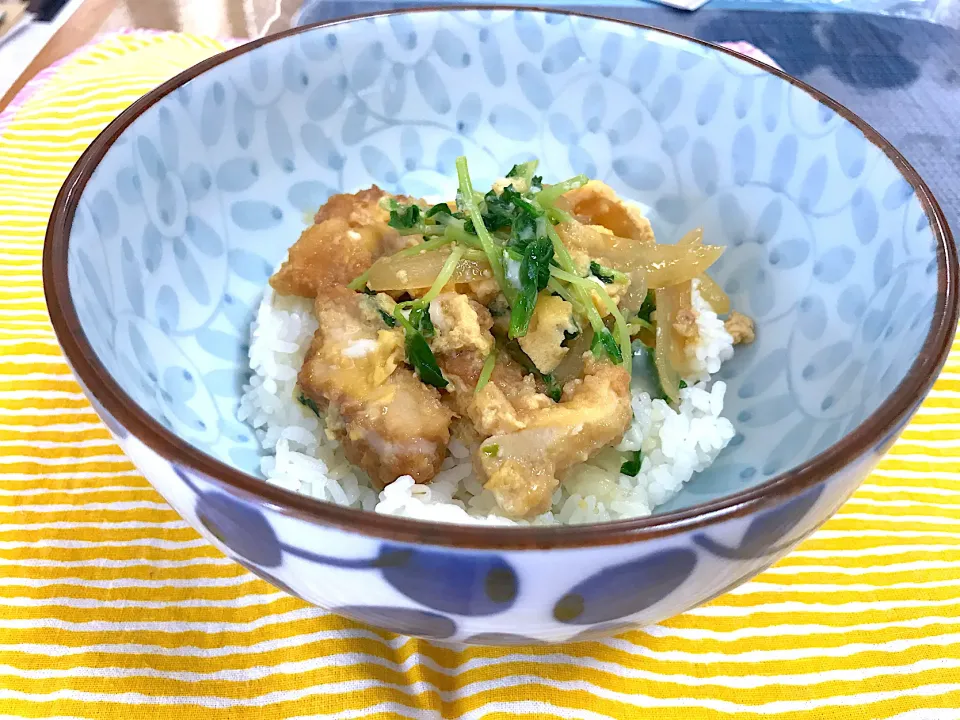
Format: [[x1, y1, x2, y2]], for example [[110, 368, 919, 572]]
[[44, 8, 957, 644]]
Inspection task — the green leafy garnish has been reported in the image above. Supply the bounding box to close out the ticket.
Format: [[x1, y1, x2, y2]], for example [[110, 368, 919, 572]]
[[620, 451, 642, 477], [506, 163, 527, 179], [535, 174, 589, 208], [637, 291, 656, 324], [347, 269, 371, 291], [542, 373, 563, 402], [545, 206, 574, 225], [297, 393, 320, 417], [377, 308, 397, 327], [480, 189, 518, 231], [468, 185, 542, 235], [357, 157, 639, 388], [500, 185, 541, 219], [509, 213, 539, 252], [547, 257, 629, 370], [509, 236, 554, 338], [590, 327, 624, 364], [405, 333, 446, 388], [476, 351, 497, 394], [590, 261, 617, 284], [393, 306, 446, 389], [591, 280, 632, 367], [419, 246, 465, 306], [481, 443, 500, 457], [507, 160, 539, 182], [408, 304, 435, 339], [425, 202, 453, 219], [679, 379, 688, 390], [387, 201, 423, 233]]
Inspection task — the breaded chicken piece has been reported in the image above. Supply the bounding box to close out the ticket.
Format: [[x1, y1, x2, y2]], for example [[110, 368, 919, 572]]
[[298, 287, 453, 487], [479, 359, 633, 518], [270, 186, 417, 298], [556, 180, 655, 244], [439, 347, 553, 438], [517, 293, 577, 374]]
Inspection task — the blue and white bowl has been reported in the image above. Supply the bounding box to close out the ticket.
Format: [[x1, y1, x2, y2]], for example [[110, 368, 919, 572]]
[[44, 8, 958, 644]]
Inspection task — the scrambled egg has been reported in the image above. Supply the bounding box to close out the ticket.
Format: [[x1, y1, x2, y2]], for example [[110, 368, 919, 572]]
[[725, 311, 756, 344], [558, 180, 656, 244], [517, 293, 577, 374], [428, 293, 495, 356]]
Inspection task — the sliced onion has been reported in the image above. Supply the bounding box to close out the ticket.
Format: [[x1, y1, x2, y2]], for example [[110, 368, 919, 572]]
[[366, 249, 491, 291], [555, 222, 637, 267], [556, 222, 723, 289], [697, 272, 730, 315], [677, 227, 704, 246], [552, 328, 593, 385], [653, 281, 694, 403], [628, 243, 723, 289], [654, 288, 681, 403], [619, 269, 648, 315]]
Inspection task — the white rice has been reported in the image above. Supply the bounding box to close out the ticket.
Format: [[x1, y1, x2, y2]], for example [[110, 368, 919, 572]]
[[238, 284, 736, 526], [686, 278, 735, 382]]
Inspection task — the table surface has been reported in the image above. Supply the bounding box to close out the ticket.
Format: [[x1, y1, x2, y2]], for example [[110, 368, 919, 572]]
[[0, 0, 113, 110]]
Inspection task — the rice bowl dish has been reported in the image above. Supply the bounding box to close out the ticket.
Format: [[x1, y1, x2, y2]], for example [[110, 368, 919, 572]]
[[238, 158, 753, 526], [43, 5, 956, 644]]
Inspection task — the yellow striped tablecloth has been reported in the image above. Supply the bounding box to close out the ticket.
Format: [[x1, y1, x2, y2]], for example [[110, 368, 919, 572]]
[[2, 30, 960, 720]]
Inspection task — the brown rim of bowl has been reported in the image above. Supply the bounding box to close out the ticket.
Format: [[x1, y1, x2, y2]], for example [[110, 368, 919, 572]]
[[44, 6, 959, 550]]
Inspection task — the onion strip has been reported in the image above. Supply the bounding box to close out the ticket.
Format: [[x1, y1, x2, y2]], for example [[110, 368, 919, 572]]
[[678, 227, 704, 246], [421, 246, 464, 304], [393, 236, 452, 258], [366, 251, 490, 292], [696, 272, 730, 315], [653, 287, 682, 403]]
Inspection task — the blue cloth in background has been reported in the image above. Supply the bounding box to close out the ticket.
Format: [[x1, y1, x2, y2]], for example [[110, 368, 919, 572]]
[[298, 3, 960, 236]]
